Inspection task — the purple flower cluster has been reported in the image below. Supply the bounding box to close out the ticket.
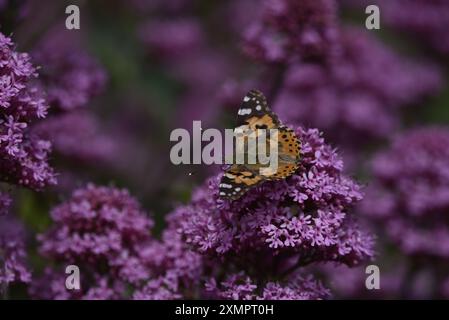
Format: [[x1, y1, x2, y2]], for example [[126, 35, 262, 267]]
[[0, 32, 56, 189], [273, 27, 442, 144], [243, 0, 339, 63], [29, 267, 126, 300], [2, 0, 447, 301], [321, 263, 406, 299], [362, 127, 449, 258], [236, 2, 442, 172], [30, 26, 117, 170], [33, 112, 116, 164], [0, 216, 31, 286], [32, 183, 204, 300], [169, 125, 374, 299], [133, 228, 203, 300], [34, 184, 154, 299], [139, 17, 231, 93], [33, 28, 106, 111], [357, 127, 449, 298], [205, 272, 330, 300], [137, 9, 241, 128], [345, 0, 449, 55]]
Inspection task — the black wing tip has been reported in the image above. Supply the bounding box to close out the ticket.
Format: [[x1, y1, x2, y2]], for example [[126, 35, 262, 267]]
[[219, 192, 245, 202], [218, 180, 248, 201], [218, 187, 245, 201]]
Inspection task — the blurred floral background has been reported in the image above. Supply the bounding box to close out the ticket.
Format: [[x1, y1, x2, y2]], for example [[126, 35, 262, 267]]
[[1, 0, 449, 299]]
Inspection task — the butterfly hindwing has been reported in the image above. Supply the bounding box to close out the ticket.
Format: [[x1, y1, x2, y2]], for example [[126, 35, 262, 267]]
[[219, 165, 264, 200], [278, 126, 301, 162], [268, 126, 301, 179]]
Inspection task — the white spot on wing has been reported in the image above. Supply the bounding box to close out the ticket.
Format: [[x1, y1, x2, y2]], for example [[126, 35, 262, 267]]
[[238, 108, 252, 116], [243, 96, 250, 102], [256, 105, 262, 111]]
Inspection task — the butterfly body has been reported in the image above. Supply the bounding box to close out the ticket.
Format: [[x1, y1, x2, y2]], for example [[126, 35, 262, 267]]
[[219, 89, 301, 200]]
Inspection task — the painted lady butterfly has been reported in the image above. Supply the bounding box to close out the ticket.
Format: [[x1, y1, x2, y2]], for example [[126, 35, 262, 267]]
[[219, 89, 301, 200]]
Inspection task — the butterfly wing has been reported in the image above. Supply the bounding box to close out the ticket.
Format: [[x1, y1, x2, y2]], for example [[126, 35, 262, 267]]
[[219, 89, 301, 201], [236, 89, 279, 130], [219, 165, 265, 200], [268, 126, 301, 180], [233, 89, 280, 161]]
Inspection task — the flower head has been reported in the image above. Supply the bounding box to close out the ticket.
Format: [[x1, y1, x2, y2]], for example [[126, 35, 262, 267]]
[[243, 0, 339, 63], [205, 272, 330, 300], [0, 32, 56, 189], [345, 0, 449, 55], [362, 127, 449, 258], [274, 27, 442, 143], [167, 125, 373, 299], [0, 215, 31, 286], [34, 184, 154, 298], [173, 126, 373, 266], [133, 227, 203, 300], [29, 268, 125, 300], [33, 111, 116, 164], [33, 28, 106, 110]]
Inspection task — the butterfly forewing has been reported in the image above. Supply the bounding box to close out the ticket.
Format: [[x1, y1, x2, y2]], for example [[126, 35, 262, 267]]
[[236, 89, 279, 128]]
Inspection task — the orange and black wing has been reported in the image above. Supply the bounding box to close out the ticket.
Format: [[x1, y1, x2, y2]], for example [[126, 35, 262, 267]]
[[219, 165, 264, 200], [236, 89, 280, 130]]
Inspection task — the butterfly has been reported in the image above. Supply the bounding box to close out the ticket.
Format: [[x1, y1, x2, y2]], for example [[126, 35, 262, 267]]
[[219, 89, 301, 200]]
